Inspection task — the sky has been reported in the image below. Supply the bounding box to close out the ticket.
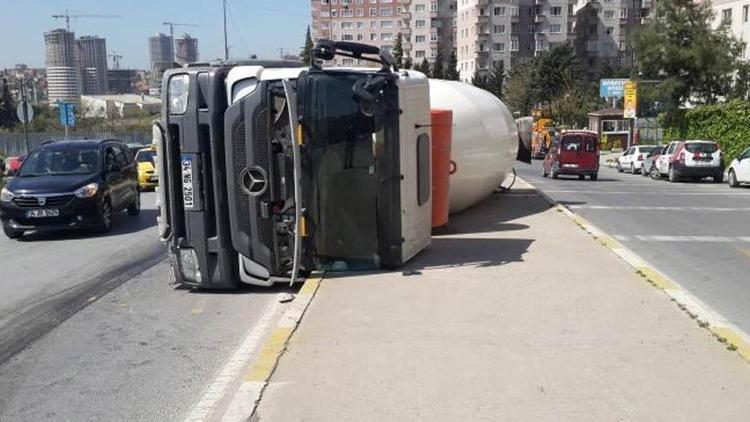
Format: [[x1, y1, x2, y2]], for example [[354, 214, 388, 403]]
[[0, 0, 311, 70]]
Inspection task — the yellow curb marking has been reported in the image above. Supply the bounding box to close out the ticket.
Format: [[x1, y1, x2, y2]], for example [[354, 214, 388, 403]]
[[711, 327, 750, 362], [245, 327, 294, 382], [298, 275, 321, 296], [635, 266, 678, 290], [242, 275, 323, 384], [597, 235, 621, 250]]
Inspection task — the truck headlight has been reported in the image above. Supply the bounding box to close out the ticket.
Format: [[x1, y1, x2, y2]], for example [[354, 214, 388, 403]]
[[74, 183, 99, 198], [0, 187, 14, 202], [168, 74, 190, 115]]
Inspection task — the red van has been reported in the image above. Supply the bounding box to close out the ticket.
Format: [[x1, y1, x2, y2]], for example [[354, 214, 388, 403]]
[[543, 131, 600, 180]]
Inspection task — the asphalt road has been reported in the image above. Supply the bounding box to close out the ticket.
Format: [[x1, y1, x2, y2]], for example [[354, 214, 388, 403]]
[[0, 192, 292, 421], [517, 160, 750, 334]]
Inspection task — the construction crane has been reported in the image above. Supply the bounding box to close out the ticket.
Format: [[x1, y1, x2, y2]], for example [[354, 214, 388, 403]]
[[163, 22, 199, 61], [108, 51, 123, 70], [52, 9, 119, 31]]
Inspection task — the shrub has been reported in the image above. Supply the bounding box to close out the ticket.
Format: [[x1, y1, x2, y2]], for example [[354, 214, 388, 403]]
[[663, 100, 750, 160]]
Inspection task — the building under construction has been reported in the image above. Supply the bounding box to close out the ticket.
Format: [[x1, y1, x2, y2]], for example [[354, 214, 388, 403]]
[[44, 28, 80, 106], [77, 35, 109, 95], [175, 34, 199, 66]]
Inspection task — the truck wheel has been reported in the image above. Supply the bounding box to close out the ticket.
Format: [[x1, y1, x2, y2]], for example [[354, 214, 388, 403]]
[[2, 221, 23, 239], [728, 170, 739, 187]]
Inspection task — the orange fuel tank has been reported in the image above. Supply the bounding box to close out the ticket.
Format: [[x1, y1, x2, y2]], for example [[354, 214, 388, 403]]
[[431, 109, 453, 227]]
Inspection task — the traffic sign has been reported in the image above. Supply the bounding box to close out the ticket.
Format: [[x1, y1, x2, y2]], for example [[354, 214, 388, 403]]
[[599, 79, 628, 98], [623, 81, 638, 119], [58, 101, 76, 128], [16, 101, 33, 123]]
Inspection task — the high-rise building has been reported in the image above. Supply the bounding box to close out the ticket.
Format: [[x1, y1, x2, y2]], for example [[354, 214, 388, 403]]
[[310, 0, 455, 67], [175, 34, 199, 65], [44, 28, 80, 105], [77, 35, 109, 94], [149, 33, 174, 73], [455, 0, 641, 81]]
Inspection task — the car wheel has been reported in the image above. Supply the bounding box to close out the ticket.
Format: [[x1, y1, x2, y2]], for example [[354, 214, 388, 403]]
[[728, 170, 739, 188], [617, 162, 623, 172], [713, 174, 724, 183], [641, 165, 650, 177], [98, 199, 113, 233], [590, 173, 598, 181], [127, 188, 141, 216], [2, 221, 23, 239], [668, 167, 677, 183], [630, 163, 635, 174], [651, 166, 660, 180]]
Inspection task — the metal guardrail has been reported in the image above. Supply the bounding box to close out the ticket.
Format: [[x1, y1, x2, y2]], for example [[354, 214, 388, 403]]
[[0, 131, 150, 156]]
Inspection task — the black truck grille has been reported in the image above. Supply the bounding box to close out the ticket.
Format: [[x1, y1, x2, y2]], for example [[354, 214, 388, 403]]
[[14, 195, 74, 208]]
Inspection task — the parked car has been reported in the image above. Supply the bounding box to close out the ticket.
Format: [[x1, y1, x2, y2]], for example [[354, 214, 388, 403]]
[[642, 146, 666, 177], [0, 139, 140, 239], [543, 130, 599, 180], [617, 145, 659, 174], [726, 146, 750, 187], [654, 140, 723, 183], [134, 146, 158, 190]]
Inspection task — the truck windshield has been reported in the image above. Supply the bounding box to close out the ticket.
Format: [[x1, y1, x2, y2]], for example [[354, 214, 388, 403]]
[[302, 72, 388, 269]]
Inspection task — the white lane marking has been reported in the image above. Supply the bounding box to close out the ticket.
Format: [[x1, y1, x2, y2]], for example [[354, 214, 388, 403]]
[[569, 205, 750, 212], [616, 235, 750, 243], [184, 296, 283, 422], [544, 190, 750, 196]]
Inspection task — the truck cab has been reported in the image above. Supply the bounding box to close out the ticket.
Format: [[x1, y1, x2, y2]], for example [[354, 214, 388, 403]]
[[155, 41, 432, 288]]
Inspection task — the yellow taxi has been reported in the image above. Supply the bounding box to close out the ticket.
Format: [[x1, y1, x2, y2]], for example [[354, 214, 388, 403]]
[[134, 147, 158, 190]]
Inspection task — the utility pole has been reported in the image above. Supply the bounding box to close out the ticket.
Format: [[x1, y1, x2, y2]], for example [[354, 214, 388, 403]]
[[223, 0, 229, 61]]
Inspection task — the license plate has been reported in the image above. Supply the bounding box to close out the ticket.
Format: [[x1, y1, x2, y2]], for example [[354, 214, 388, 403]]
[[26, 209, 59, 218], [181, 156, 195, 209], [562, 163, 579, 168]]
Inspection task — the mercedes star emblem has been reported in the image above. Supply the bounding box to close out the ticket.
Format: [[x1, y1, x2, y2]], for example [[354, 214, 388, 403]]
[[240, 166, 268, 197], [37, 197, 47, 206]]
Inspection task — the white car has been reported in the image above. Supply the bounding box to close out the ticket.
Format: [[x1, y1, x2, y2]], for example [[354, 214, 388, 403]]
[[617, 145, 660, 174], [726, 146, 750, 187], [654, 140, 723, 182]]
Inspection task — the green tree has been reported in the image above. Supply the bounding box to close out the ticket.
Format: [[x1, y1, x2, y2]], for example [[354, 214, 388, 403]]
[[432, 50, 444, 79], [504, 58, 536, 115], [300, 26, 314, 64], [532, 42, 579, 106], [444, 50, 460, 81], [730, 62, 750, 100], [393, 33, 404, 68], [403, 57, 413, 70], [0, 78, 16, 131], [416, 57, 431, 76], [487, 60, 506, 99], [471, 71, 490, 91], [636, 0, 744, 110]]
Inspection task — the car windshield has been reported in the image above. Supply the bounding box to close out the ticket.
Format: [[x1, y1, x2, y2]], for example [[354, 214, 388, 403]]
[[18, 144, 101, 177], [685, 143, 718, 153], [136, 150, 155, 163]]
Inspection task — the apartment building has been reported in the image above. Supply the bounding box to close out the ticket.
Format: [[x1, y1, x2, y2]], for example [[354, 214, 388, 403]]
[[310, 0, 455, 66], [711, 0, 750, 59], [455, 0, 640, 81]]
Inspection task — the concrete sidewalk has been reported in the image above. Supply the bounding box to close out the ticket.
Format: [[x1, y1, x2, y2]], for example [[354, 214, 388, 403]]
[[253, 181, 750, 421]]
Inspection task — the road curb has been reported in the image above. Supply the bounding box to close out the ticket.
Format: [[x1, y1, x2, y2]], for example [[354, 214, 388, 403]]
[[218, 274, 323, 422], [520, 176, 750, 365]]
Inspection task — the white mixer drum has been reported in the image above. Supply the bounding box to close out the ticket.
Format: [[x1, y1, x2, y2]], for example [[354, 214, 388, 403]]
[[428, 80, 519, 213]]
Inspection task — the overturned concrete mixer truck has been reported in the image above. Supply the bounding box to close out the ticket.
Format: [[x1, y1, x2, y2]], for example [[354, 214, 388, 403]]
[[153, 40, 531, 289]]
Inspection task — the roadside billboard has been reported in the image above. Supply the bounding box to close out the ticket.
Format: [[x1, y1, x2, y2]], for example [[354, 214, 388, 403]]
[[623, 80, 638, 119], [599, 78, 628, 98]]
